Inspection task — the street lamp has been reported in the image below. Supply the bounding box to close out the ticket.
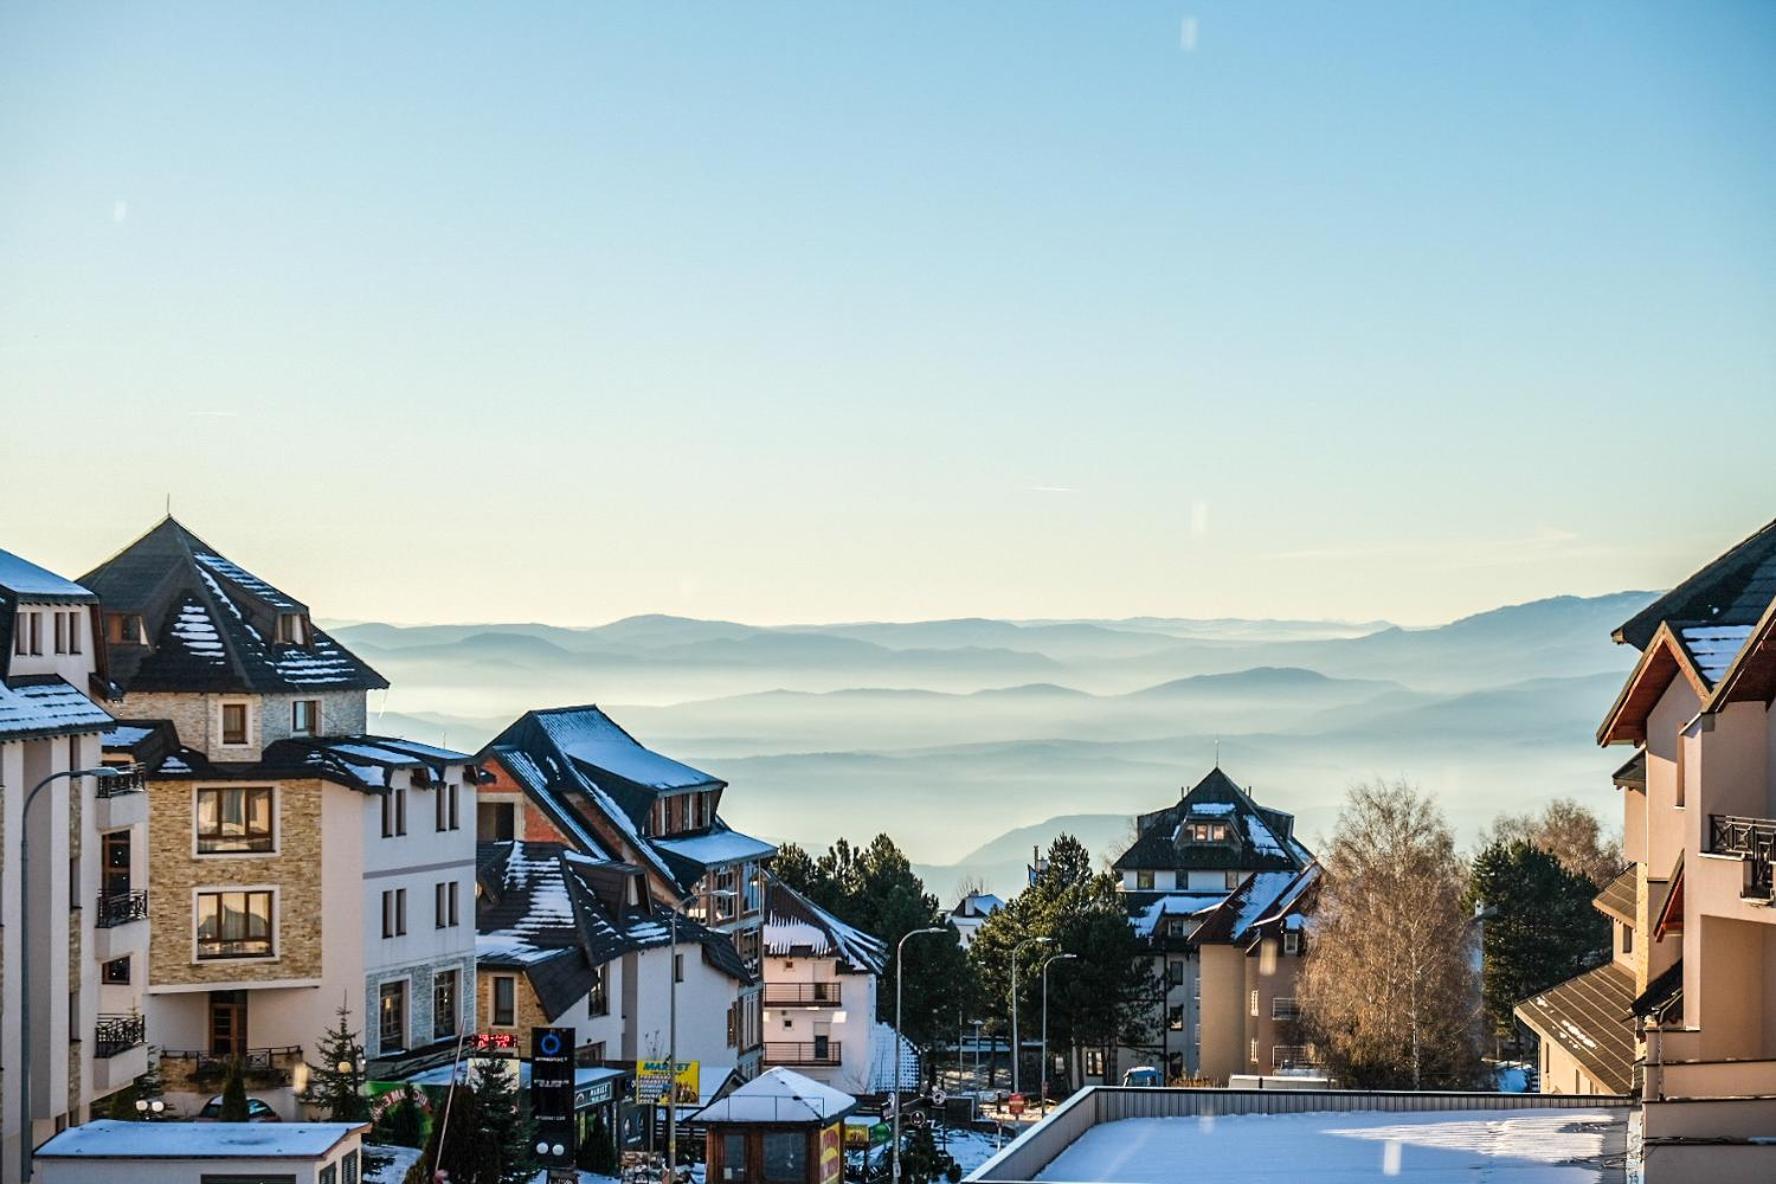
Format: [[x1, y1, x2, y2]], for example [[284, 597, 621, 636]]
[[1040, 953, 1077, 1117], [133, 1098, 165, 1119], [20, 763, 139, 1184], [1009, 935, 1052, 1099], [667, 887, 737, 1184], [893, 927, 947, 1184]]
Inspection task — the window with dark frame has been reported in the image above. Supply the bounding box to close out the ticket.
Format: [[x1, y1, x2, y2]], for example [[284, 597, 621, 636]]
[[382, 888, 407, 938], [221, 702, 249, 746], [53, 611, 66, 653], [434, 970, 458, 1041], [67, 611, 81, 654], [378, 979, 407, 1053], [103, 956, 131, 984], [1135, 869, 1154, 890], [275, 612, 309, 645], [435, 881, 459, 928], [196, 787, 274, 854], [382, 785, 407, 837], [196, 889, 274, 959], [492, 975, 516, 1026], [588, 964, 608, 1017], [291, 699, 319, 737]]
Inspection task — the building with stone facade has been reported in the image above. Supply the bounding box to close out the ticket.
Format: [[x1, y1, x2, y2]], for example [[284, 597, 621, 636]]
[[1105, 768, 1319, 1086], [78, 519, 479, 1116], [476, 705, 776, 1076], [1518, 516, 1776, 1183], [0, 547, 149, 1180]]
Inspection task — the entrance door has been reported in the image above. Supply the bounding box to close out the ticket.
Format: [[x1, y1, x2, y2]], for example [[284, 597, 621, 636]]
[[102, 831, 131, 899], [209, 990, 248, 1056]]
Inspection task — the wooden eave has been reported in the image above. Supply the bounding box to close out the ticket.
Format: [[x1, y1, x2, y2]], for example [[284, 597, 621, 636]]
[[1652, 853, 1685, 942], [1597, 624, 1709, 746]]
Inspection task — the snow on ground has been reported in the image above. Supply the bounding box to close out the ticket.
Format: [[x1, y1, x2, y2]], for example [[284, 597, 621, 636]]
[[1031, 1109, 1621, 1183], [946, 1127, 1009, 1176], [366, 1144, 421, 1183]]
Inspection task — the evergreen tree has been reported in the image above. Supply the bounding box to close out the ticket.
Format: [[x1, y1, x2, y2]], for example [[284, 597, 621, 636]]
[[218, 1058, 250, 1122], [414, 1062, 535, 1184], [577, 1110, 619, 1176], [1469, 839, 1610, 1040], [311, 1005, 372, 1122], [378, 1083, 427, 1149], [105, 1079, 141, 1120]]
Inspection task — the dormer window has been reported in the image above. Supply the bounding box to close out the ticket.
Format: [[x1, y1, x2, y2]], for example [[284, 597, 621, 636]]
[[107, 613, 147, 646], [275, 613, 309, 646], [1184, 821, 1229, 843]]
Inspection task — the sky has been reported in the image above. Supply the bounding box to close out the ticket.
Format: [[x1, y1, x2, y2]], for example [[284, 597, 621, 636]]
[[2, 2, 1773, 628]]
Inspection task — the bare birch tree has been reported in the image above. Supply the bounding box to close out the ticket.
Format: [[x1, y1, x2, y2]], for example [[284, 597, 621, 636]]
[[1298, 780, 1483, 1089]]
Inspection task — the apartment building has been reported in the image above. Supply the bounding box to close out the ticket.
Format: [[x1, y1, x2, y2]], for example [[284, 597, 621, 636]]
[[759, 875, 888, 1095], [78, 519, 478, 1114], [1108, 767, 1319, 1085], [0, 549, 149, 1178], [1521, 517, 1776, 1183], [476, 705, 776, 1075]]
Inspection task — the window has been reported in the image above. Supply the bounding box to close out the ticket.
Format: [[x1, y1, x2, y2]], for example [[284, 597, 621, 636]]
[[13, 614, 27, 656], [1167, 959, 1185, 987], [714, 868, 739, 921], [1622, 925, 1633, 954], [674, 953, 684, 983], [196, 787, 274, 854], [434, 881, 458, 928], [196, 890, 274, 959], [321, 1165, 338, 1184], [434, 970, 459, 1041], [1249, 1037, 1259, 1064], [1225, 870, 1242, 890], [53, 611, 66, 653], [382, 786, 407, 837], [436, 781, 460, 832], [1135, 870, 1154, 890], [107, 614, 146, 645], [379, 980, 407, 1052], [588, 965, 608, 1017], [1249, 989, 1259, 1017], [66, 611, 81, 654], [762, 1131, 807, 1184], [275, 612, 308, 645], [1085, 1048, 1105, 1076], [103, 956, 131, 984], [27, 611, 42, 655], [1165, 919, 1186, 939], [220, 703, 249, 746], [1283, 931, 1301, 955], [585, 1041, 606, 1063], [383, 889, 407, 938], [1168, 1005, 1184, 1031], [492, 975, 516, 1026], [721, 1134, 746, 1183], [478, 801, 515, 842], [291, 699, 319, 737], [342, 1150, 360, 1184]]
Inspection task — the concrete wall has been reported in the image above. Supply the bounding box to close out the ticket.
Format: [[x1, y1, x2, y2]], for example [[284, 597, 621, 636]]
[[1195, 945, 1246, 1084]]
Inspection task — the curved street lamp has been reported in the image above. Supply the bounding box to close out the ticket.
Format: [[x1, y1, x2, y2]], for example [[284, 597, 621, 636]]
[[892, 927, 947, 1184], [1039, 953, 1077, 1117], [1008, 935, 1052, 1099], [667, 886, 737, 1184]]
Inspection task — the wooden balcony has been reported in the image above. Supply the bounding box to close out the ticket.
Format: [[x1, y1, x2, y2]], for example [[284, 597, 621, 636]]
[[763, 1042, 841, 1067]]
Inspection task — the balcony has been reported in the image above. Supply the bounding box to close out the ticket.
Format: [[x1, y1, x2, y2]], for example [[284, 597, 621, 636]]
[[96, 889, 149, 928], [94, 769, 148, 830], [161, 1045, 305, 1090], [1271, 998, 1301, 1022], [1707, 814, 1776, 902], [1272, 1045, 1323, 1072], [94, 1013, 146, 1058], [94, 890, 150, 962], [763, 982, 843, 1007], [763, 1042, 841, 1067]]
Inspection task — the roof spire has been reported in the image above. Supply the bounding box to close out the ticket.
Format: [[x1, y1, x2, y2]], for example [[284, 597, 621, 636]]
[[1214, 736, 1220, 768]]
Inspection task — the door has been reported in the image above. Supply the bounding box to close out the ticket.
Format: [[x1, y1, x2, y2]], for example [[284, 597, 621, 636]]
[[209, 990, 248, 1056]]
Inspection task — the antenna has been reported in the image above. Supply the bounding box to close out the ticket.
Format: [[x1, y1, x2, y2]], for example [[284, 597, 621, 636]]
[[1214, 737, 1220, 768]]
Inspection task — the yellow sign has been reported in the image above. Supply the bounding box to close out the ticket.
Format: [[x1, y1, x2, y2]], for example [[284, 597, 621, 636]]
[[637, 1060, 700, 1105], [820, 1123, 843, 1184]]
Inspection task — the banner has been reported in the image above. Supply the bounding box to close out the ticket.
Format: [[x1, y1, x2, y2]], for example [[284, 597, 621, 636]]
[[636, 1060, 700, 1105], [820, 1123, 843, 1184]]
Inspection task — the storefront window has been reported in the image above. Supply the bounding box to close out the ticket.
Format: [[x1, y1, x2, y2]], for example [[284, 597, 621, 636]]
[[762, 1131, 805, 1183]]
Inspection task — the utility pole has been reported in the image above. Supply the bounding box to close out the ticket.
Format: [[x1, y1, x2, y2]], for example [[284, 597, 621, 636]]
[[1009, 935, 1052, 1100], [1040, 953, 1077, 1117], [893, 927, 946, 1184]]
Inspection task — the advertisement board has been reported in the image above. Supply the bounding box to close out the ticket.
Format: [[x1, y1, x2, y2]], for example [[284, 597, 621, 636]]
[[636, 1059, 700, 1105], [531, 1027, 578, 1169]]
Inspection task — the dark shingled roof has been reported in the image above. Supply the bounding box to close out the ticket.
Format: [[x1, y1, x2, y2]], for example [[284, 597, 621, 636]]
[[1594, 867, 1637, 927], [1514, 961, 1636, 1096], [1611, 750, 1647, 791], [79, 518, 387, 695], [1113, 767, 1312, 874], [0, 675, 114, 742], [104, 728, 471, 793], [762, 875, 887, 975], [1630, 958, 1684, 1023], [1614, 518, 1776, 652], [477, 841, 750, 1020]]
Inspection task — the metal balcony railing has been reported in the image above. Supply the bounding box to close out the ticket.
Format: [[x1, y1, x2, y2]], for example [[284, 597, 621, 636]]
[[1272, 998, 1302, 1022], [1272, 1045, 1323, 1072], [94, 1014, 146, 1058], [162, 1045, 304, 1083], [1708, 814, 1776, 901], [763, 1042, 841, 1066], [95, 889, 149, 928], [95, 766, 146, 798], [762, 982, 842, 1007]]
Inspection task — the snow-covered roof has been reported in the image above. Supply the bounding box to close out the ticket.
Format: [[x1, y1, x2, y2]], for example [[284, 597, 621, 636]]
[[868, 1023, 922, 1094], [34, 1118, 364, 1160], [0, 549, 95, 602], [1115, 767, 1312, 876], [1129, 891, 1229, 939], [690, 1067, 858, 1126], [763, 876, 887, 975], [654, 826, 779, 867], [1677, 624, 1755, 686], [535, 706, 722, 792], [953, 892, 1004, 918], [0, 676, 114, 741]]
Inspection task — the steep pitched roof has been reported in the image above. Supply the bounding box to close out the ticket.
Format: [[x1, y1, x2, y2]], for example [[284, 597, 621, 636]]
[[1614, 518, 1776, 652], [1514, 961, 1636, 1096], [762, 875, 887, 975], [78, 518, 387, 695], [480, 705, 773, 895], [689, 1067, 857, 1127], [1113, 767, 1312, 873], [0, 548, 97, 604], [476, 840, 750, 1019], [102, 726, 472, 793], [1593, 867, 1636, 927], [0, 675, 114, 742]]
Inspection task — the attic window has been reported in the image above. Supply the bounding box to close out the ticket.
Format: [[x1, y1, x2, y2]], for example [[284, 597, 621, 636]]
[[275, 613, 310, 646], [107, 614, 147, 646], [1184, 821, 1230, 843]]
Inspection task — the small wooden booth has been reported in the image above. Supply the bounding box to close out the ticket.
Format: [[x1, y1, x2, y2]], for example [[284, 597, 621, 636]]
[[692, 1067, 858, 1184]]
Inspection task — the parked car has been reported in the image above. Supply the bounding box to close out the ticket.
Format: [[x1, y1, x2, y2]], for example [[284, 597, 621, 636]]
[[1121, 1066, 1164, 1087], [196, 1096, 282, 1122]]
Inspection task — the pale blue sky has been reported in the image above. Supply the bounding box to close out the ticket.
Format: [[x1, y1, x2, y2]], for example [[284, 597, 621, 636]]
[[3, 2, 1772, 626]]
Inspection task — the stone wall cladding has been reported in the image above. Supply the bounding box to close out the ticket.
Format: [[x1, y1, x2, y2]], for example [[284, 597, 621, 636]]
[[113, 691, 218, 753], [147, 776, 325, 986], [366, 953, 475, 1058], [477, 967, 553, 1038]]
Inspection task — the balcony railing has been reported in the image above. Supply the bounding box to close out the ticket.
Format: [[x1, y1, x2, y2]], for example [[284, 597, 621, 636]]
[[1271, 998, 1301, 1022], [94, 1014, 146, 1058], [162, 1045, 304, 1085], [763, 1042, 841, 1066], [95, 767, 146, 798], [1708, 814, 1776, 901], [95, 889, 149, 928], [1271, 1045, 1323, 1072], [763, 982, 842, 1007]]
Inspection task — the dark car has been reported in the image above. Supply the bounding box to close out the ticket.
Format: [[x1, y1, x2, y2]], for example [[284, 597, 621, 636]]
[[196, 1095, 282, 1122]]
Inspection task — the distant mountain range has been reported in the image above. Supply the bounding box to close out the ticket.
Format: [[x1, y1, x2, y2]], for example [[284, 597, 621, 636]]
[[339, 589, 1657, 898]]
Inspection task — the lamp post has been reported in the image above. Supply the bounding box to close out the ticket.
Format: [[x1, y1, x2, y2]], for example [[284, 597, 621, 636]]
[[1008, 935, 1051, 1100], [667, 886, 736, 1184], [893, 927, 946, 1184], [20, 763, 137, 1184], [1039, 953, 1077, 1116]]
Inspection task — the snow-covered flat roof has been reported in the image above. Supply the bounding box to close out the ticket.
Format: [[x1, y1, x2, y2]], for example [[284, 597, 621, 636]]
[[1024, 1108, 1623, 1183], [34, 1119, 364, 1159], [654, 826, 778, 866]]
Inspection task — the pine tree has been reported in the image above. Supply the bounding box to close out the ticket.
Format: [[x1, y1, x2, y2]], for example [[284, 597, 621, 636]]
[[413, 1063, 535, 1184], [219, 1058, 250, 1122], [577, 1110, 619, 1176], [1469, 839, 1609, 1040], [379, 1083, 427, 1149], [309, 1006, 391, 1175]]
